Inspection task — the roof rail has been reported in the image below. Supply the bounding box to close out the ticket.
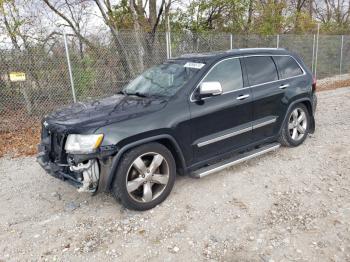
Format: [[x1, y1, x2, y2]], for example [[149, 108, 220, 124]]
[[227, 48, 286, 52]]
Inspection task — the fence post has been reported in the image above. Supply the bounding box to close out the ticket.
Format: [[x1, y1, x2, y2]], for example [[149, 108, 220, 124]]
[[63, 32, 77, 103], [230, 34, 233, 49], [165, 31, 172, 59], [166, 32, 170, 59], [276, 34, 279, 48], [314, 24, 320, 79], [311, 34, 316, 73], [340, 35, 344, 79]]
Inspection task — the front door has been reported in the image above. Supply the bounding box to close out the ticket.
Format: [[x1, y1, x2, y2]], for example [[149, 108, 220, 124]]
[[189, 57, 253, 164]]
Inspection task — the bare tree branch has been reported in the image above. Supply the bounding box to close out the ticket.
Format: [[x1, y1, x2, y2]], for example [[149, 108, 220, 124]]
[[43, 0, 97, 51]]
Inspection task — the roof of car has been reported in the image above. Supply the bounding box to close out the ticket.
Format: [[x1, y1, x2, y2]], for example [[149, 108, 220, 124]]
[[173, 48, 291, 62]]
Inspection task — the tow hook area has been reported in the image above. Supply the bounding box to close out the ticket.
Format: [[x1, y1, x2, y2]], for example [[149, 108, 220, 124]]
[[70, 160, 99, 193]]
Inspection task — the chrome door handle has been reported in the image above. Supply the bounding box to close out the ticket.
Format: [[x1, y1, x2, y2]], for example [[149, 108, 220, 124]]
[[279, 84, 290, 89], [236, 94, 250, 100]]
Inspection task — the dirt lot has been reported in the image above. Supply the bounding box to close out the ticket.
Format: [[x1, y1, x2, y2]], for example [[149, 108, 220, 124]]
[[1, 87, 350, 261]]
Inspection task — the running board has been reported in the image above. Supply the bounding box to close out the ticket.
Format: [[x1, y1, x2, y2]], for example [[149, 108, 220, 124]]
[[191, 143, 281, 178]]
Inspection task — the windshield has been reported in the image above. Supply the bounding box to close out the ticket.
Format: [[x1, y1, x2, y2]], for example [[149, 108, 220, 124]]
[[123, 61, 204, 97]]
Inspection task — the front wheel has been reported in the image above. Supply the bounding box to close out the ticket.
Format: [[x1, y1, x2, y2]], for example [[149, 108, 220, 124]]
[[111, 143, 176, 211], [278, 103, 310, 147]]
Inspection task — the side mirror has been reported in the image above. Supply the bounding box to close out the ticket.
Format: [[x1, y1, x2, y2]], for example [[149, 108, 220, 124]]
[[198, 82, 223, 98]]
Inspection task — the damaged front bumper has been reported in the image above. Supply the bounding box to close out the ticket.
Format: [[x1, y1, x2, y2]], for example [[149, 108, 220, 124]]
[[37, 143, 116, 193]]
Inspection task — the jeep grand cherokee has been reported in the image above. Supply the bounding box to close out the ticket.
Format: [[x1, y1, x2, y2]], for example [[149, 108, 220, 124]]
[[37, 48, 317, 210]]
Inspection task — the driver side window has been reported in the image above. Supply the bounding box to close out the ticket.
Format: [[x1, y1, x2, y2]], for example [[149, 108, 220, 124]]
[[203, 58, 243, 93]]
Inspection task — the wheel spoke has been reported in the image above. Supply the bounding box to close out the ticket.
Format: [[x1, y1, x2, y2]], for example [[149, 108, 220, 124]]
[[149, 154, 164, 174], [292, 127, 298, 140], [142, 182, 153, 202], [297, 112, 305, 123], [288, 122, 294, 130], [297, 124, 305, 134], [127, 177, 145, 193], [152, 174, 169, 185], [133, 157, 147, 174], [292, 109, 298, 120]]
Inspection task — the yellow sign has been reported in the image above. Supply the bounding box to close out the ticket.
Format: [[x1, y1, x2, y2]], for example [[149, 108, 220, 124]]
[[9, 72, 26, 82]]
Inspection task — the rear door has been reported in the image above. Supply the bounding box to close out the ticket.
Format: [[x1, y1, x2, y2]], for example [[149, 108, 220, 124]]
[[243, 56, 283, 142], [189, 57, 253, 164]]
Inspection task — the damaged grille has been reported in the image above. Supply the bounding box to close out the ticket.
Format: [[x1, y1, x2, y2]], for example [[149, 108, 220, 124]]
[[42, 125, 67, 163]]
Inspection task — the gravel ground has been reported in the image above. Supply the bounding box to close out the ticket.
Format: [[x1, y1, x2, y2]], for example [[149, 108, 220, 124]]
[[1, 87, 350, 262]]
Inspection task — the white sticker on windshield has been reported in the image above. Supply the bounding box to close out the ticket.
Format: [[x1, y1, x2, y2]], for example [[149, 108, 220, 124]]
[[184, 62, 205, 69]]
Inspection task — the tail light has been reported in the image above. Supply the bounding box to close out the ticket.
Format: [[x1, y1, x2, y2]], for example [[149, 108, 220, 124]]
[[312, 76, 316, 92]]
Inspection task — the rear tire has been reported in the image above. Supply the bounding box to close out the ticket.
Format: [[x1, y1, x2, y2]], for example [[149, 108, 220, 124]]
[[111, 143, 176, 211], [278, 103, 310, 147]]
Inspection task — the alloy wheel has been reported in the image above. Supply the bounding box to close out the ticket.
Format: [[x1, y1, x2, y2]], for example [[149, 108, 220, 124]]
[[126, 152, 170, 203], [288, 107, 307, 141]]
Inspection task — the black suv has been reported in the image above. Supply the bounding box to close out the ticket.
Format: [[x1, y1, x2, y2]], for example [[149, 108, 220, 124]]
[[38, 48, 317, 210]]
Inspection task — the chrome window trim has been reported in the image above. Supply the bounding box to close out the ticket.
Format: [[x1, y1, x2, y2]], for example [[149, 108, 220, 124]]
[[196, 118, 277, 147], [190, 54, 306, 103], [190, 56, 244, 102]]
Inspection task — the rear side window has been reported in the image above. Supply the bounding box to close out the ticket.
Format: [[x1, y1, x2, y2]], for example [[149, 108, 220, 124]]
[[273, 56, 303, 79], [244, 56, 278, 86], [202, 58, 243, 93]]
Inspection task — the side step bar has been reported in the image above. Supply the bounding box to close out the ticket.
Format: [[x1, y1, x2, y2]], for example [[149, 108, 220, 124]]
[[191, 143, 281, 178]]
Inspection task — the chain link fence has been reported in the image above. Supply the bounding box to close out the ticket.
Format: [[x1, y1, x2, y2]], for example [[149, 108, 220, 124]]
[[1, 31, 349, 131]]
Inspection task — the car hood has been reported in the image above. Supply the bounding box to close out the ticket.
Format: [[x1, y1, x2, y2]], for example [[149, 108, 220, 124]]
[[44, 94, 168, 131]]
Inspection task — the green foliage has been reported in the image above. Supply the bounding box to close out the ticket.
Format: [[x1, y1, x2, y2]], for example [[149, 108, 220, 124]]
[[254, 0, 286, 35], [286, 11, 316, 34], [173, 0, 249, 33], [72, 55, 96, 99], [111, 0, 134, 30], [321, 21, 350, 35]]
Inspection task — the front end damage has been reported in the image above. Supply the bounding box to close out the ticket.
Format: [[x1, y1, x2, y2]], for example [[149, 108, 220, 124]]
[[70, 160, 99, 192], [37, 123, 116, 193]]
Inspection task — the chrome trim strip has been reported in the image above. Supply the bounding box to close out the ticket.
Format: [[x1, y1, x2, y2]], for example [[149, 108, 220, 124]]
[[197, 127, 251, 148], [279, 84, 290, 89], [196, 118, 277, 147], [252, 118, 277, 129], [236, 94, 250, 100], [190, 54, 306, 102], [197, 143, 280, 178]]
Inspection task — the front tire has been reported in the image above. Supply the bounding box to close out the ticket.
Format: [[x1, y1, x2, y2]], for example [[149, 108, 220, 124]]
[[111, 143, 176, 211], [278, 103, 310, 147]]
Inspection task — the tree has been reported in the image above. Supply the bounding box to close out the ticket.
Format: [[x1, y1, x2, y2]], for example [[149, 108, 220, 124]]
[[43, 0, 97, 52], [314, 0, 350, 33], [0, 0, 48, 114], [0, 0, 24, 50], [175, 0, 248, 33], [254, 0, 286, 35]]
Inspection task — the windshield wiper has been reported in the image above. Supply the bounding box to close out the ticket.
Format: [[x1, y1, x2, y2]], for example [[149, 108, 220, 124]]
[[121, 91, 167, 99], [127, 92, 148, 97], [118, 90, 127, 95], [119, 90, 147, 97]]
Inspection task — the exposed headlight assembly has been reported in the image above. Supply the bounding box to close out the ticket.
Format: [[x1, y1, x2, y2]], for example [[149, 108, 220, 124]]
[[65, 134, 104, 154]]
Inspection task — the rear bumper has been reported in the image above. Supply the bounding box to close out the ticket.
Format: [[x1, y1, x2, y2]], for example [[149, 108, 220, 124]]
[[312, 93, 317, 113], [309, 93, 317, 133]]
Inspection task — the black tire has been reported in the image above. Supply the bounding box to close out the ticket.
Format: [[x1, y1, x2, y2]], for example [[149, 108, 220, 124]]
[[278, 103, 310, 147], [111, 142, 176, 211]]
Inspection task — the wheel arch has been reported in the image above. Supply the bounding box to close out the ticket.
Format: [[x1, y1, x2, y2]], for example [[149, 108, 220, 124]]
[[280, 98, 315, 135], [105, 134, 187, 191]]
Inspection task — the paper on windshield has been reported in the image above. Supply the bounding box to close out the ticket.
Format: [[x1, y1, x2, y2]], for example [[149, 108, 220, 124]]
[[184, 62, 205, 69]]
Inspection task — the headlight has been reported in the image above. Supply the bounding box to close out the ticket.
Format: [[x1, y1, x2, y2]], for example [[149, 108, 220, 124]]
[[65, 134, 104, 154]]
